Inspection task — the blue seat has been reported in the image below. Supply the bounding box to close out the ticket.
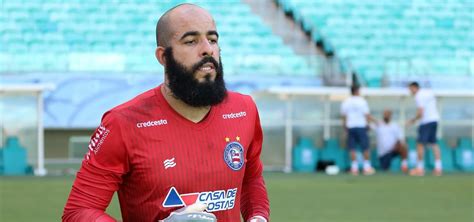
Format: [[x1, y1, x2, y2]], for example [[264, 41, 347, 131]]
[[1, 0, 321, 76], [281, 0, 473, 85], [425, 139, 455, 172], [458, 137, 472, 149], [0, 136, 28, 175], [292, 137, 318, 172], [370, 148, 380, 169], [454, 138, 474, 172], [320, 138, 349, 171]]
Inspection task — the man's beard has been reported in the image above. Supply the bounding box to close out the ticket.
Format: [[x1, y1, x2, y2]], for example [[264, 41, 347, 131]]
[[163, 47, 227, 107]]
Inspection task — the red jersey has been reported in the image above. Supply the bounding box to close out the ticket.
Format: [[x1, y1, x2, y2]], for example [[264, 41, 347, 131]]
[[63, 85, 270, 222]]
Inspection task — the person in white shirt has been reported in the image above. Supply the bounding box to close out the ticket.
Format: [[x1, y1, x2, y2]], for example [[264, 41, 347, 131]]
[[373, 109, 408, 172], [407, 82, 442, 176], [341, 85, 376, 175]]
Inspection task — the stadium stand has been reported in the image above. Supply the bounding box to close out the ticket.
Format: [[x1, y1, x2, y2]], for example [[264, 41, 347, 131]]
[[1, 0, 472, 174], [1, 0, 317, 76], [1, 0, 324, 128], [276, 0, 474, 87]]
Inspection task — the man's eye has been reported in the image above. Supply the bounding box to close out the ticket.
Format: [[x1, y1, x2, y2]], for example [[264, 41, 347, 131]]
[[209, 39, 218, 44], [185, 40, 196, 45]]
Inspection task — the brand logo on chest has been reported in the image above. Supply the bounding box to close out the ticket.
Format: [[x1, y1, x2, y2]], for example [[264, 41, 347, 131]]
[[163, 157, 176, 169]]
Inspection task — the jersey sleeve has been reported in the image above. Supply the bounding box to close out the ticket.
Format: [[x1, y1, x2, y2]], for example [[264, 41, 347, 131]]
[[362, 99, 370, 114], [240, 96, 270, 221], [63, 111, 130, 222], [415, 92, 425, 108], [340, 100, 347, 116]]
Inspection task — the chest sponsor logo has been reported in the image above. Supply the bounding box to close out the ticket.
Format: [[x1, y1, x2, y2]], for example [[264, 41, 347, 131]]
[[222, 111, 246, 119], [163, 187, 237, 212], [163, 157, 176, 169], [223, 137, 245, 171], [136, 119, 168, 128]]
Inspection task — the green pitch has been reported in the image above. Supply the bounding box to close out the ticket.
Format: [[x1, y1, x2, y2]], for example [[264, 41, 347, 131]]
[[0, 173, 472, 222]]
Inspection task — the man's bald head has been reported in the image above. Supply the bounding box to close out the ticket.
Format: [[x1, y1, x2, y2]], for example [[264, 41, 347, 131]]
[[155, 3, 215, 47]]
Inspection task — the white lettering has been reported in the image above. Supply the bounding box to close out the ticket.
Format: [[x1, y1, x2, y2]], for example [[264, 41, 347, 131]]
[[86, 124, 110, 160], [198, 188, 238, 212], [222, 111, 247, 119], [136, 119, 168, 128]]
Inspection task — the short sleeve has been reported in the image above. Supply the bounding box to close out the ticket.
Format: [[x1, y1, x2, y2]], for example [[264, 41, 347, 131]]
[[415, 92, 425, 108], [362, 99, 370, 114], [340, 100, 347, 115]]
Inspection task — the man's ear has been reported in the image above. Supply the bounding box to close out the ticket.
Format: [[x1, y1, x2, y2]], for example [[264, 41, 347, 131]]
[[155, 46, 166, 65]]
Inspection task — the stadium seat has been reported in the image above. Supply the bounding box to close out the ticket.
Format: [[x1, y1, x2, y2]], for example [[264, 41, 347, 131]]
[[280, 0, 473, 86], [458, 137, 473, 149], [370, 148, 380, 169], [425, 139, 455, 172], [387, 156, 401, 173], [319, 138, 349, 171], [292, 137, 318, 172], [0, 136, 28, 175], [454, 138, 474, 172], [0, 0, 318, 76]]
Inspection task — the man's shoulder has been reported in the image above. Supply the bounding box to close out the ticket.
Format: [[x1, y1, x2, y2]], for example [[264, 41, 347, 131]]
[[107, 87, 158, 116], [218, 91, 257, 115], [418, 89, 434, 97], [223, 91, 254, 105]]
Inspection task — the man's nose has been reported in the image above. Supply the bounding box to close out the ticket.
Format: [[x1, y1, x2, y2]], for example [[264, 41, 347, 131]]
[[199, 39, 214, 57]]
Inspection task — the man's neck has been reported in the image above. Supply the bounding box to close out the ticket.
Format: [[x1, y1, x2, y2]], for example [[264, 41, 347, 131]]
[[161, 85, 211, 123]]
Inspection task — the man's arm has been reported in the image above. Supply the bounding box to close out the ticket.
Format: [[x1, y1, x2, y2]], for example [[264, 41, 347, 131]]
[[63, 112, 129, 222], [365, 114, 377, 125], [340, 101, 347, 131], [407, 107, 423, 125], [362, 99, 375, 125], [341, 115, 348, 131], [241, 98, 270, 222], [63, 164, 121, 222]]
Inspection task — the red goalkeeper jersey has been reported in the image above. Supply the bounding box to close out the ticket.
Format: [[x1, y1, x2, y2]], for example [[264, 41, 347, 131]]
[[63, 85, 270, 222]]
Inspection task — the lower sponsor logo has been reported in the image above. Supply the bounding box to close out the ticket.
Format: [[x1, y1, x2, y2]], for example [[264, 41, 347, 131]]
[[162, 187, 237, 212]]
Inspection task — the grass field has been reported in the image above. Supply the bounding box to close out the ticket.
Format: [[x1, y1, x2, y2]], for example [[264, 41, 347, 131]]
[[0, 173, 473, 222]]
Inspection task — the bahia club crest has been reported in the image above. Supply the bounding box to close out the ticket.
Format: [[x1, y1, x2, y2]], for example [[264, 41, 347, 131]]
[[223, 136, 244, 171]]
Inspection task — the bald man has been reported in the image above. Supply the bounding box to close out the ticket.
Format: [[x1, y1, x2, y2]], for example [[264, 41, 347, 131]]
[[63, 4, 270, 222], [373, 110, 408, 172]]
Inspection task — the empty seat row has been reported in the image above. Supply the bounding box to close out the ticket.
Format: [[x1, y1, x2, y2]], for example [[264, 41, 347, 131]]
[[1, 0, 319, 76], [277, 0, 473, 86]]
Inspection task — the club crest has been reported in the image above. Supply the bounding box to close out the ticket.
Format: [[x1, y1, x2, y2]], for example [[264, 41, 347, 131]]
[[224, 140, 244, 171]]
